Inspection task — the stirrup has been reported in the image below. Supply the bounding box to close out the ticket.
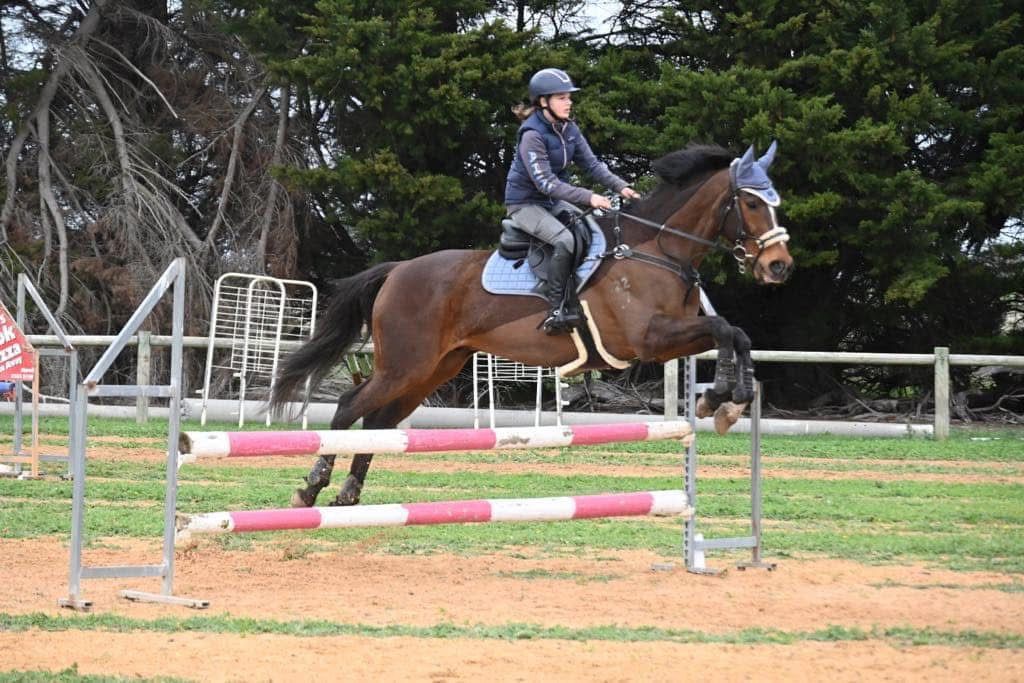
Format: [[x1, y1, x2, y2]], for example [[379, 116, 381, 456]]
[[540, 308, 582, 335]]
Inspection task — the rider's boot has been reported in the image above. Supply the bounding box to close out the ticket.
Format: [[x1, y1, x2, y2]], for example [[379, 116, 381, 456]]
[[540, 246, 583, 335]]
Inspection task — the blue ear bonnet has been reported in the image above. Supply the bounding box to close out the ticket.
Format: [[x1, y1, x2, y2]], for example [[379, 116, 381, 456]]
[[729, 141, 781, 206]]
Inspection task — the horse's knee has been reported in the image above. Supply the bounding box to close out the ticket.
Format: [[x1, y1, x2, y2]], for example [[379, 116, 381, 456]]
[[731, 325, 751, 353], [708, 317, 734, 348], [329, 384, 367, 430]]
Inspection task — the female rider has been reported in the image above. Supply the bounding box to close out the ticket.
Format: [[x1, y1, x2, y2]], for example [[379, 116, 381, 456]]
[[504, 68, 640, 335]]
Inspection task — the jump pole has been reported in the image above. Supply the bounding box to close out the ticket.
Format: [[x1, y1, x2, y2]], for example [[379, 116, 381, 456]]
[[177, 490, 691, 541], [178, 420, 694, 462], [175, 421, 695, 580]]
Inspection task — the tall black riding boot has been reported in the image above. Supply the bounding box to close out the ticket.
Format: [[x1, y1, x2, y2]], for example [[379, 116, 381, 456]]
[[541, 247, 583, 335]]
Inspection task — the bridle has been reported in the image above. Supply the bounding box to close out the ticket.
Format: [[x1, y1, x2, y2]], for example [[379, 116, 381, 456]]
[[595, 174, 789, 280], [715, 189, 791, 274]]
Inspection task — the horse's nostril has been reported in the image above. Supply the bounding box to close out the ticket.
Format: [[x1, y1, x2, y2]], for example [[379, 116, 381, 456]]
[[769, 260, 789, 278]]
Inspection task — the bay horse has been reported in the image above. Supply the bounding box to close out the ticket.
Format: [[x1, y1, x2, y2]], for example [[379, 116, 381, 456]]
[[270, 142, 793, 507]]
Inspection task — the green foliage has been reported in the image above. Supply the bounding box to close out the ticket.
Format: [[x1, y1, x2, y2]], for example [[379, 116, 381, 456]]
[[578, 0, 1024, 403], [5, 0, 1020, 404], [271, 2, 539, 260]]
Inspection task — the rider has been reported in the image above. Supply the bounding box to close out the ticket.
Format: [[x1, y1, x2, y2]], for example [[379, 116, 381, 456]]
[[504, 67, 641, 335]]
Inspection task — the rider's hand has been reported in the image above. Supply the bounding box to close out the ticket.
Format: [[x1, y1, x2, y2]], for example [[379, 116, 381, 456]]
[[620, 187, 641, 200], [589, 193, 612, 210]]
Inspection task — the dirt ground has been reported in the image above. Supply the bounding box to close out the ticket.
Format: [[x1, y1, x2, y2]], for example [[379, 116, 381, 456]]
[[2, 440, 1023, 681]]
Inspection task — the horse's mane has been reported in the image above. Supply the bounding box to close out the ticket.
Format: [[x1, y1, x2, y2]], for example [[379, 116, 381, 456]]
[[626, 144, 734, 223], [651, 144, 734, 186]]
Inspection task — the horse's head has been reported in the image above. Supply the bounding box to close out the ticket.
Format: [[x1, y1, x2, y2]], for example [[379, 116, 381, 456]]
[[720, 142, 793, 284], [633, 142, 794, 286]]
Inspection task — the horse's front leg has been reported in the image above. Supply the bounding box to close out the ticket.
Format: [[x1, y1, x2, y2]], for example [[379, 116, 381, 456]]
[[731, 325, 755, 405], [641, 314, 735, 412], [702, 325, 756, 435]]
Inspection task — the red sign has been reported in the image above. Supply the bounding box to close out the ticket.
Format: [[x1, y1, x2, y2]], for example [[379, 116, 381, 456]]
[[0, 301, 35, 381]]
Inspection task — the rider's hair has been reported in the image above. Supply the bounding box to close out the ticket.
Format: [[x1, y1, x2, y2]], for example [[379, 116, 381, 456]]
[[511, 103, 536, 121]]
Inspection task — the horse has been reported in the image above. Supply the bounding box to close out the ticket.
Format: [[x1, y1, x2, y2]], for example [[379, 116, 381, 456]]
[[269, 142, 793, 507]]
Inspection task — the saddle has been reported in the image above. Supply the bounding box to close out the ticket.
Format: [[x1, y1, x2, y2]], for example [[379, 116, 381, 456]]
[[497, 211, 594, 289], [484, 212, 629, 376]]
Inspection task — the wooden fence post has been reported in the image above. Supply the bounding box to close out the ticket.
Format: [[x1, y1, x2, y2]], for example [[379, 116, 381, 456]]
[[664, 358, 678, 419], [136, 331, 151, 424], [934, 346, 949, 440]]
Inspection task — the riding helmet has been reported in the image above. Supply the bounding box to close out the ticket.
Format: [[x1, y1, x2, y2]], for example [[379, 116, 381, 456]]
[[528, 68, 580, 101]]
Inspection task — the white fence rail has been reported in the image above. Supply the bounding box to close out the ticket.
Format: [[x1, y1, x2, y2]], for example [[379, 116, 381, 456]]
[[23, 334, 1024, 439]]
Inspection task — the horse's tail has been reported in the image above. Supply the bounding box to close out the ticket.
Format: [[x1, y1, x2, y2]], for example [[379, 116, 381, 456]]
[[270, 261, 398, 417]]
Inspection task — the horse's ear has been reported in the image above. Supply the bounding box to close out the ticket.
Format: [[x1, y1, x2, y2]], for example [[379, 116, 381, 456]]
[[738, 144, 755, 169], [758, 140, 777, 170]]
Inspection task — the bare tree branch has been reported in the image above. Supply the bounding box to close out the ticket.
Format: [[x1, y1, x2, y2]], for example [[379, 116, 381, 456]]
[[205, 84, 267, 251], [257, 83, 290, 269]]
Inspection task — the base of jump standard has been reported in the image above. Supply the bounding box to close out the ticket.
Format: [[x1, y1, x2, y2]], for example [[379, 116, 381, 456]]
[[176, 490, 691, 543]]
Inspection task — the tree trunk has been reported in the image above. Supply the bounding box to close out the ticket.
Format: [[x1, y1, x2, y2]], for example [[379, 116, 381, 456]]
[[35, 106, 70, 315], [0, 0, 108, 239]]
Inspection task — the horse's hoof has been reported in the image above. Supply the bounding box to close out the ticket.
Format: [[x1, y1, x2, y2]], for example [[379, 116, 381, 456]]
[[331, 476, 362, 506], [291, 489, 315, 508], [695, 395, 714, 418], [330, 492, 360, 507], [713, 402, 746, 435]]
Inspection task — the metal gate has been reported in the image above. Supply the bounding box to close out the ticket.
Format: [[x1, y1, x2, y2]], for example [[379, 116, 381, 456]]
[[199, 274, 317, 427]]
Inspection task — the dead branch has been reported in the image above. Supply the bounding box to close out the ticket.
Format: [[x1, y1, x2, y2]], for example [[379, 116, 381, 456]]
[[73, 53, 135, 194], [256, 82, 291, 269], [205, 84, 268, 252]]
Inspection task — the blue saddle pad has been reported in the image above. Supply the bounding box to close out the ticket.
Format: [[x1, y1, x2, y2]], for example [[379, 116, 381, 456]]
[[481, 220, 607, 299]]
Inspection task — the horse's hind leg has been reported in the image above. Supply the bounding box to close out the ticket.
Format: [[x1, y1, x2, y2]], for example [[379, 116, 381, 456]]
[[332, 349, 472, 506], [293, 369, 430, 507], [291, 383, 370, 508], [330, 401, 415, 506]]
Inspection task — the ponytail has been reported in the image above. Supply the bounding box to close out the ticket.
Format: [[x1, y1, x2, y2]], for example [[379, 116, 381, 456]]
[[511, 103, 535, 121]]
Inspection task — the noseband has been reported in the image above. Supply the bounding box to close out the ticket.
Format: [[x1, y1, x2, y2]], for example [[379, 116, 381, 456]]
[[717, 189, 790, 274]]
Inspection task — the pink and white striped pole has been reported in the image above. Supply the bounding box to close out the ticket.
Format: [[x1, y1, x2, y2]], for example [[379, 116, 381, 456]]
[[178, 421, 693, 462], [176, 490, 691, 541]]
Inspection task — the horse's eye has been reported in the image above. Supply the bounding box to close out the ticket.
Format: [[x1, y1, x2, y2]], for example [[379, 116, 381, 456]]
[[745, 198, 760, 210]]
